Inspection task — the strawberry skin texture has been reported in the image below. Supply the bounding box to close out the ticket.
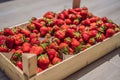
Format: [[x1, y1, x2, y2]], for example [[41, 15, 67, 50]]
[[37, 54, 50, 70], [54, 30, 65, 39], [30, 46, 43, 55], [106, 28, 115, 37], [52, 57, 62, 65], [16, 61, 23, 70], [22, 42, 31, 53]]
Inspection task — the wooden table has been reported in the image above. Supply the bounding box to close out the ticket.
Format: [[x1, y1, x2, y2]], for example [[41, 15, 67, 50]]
[[0, 0, 120, 80]]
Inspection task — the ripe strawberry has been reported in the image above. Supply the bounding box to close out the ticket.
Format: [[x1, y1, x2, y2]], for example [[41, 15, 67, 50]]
[[44, 11, 55, 18], [49, 42, 58, 50], [57, 13, 65, 20], [106, 28, 115, 37], [101, 17, 108, 23], [88, 37, 96, 45], [4, 28, 14, 36], [27, 23, 36, 31], [82, 33, 90, 42], [78, 25, 85, 33], [0, 45, 8, 52], [73, 19, 79, 25], [54, 30, 65, 39], [40, 27, 48, 37], [0, 35, 6, 46], [89, 30, 98, 37], [64, 37, 71, 44], [74, 7, 81, 12], [37, 67, 43, 73], [80, 10, 88, 20], [37, 54, 50, 70], [65, 19, 72, 25], [68, 14, 76, 21], [16, 61, 23, 70], [30, 33, 38, 39], [62, 10, 69, 18], [74, 31, 81, 40], [21, 29, 31, 37], [30, 38, 40, 45], [6, 36, 15, 49], [59, 42, 69, 54], [71, 38, 80, 48], [96, 33, 106, 42], [53, 25, 60, 32], [70, 25, 77, 31], [105, 23, 114, 29], [32, 21, 42, 29], [22, 42, 31, 53], [14, 34, 26, 46], [66, 28, 75, 38], [47, 49, 58, 61], [69, 47, 74, 55], [61, 25, 70, 30], [56, 19, 64, 26], [30, 46, 43, 55], [52, 37, 61, 44], [52, 57, 62, 65], [33, 29, 39, 34]]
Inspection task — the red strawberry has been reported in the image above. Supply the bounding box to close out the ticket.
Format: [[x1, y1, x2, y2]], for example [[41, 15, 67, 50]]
[[73, 19, 79, 25], [6, 36, 15, 49], [74, 31, 81, 40], [16, 61, 23, 70], [106, 28, 115, 37], [59, 42, 69, 54], [88, 37, 96, 45], [30, 46, 43, 55], [21, 29, 30, 37], [61, 25, 70, 30], [105, 23, 114, 29], [30, 33, 38, 39], [52, 37, 61, 44], [30, 38, 40, 45], [0, 35, 6, 46], [56, 19, 64, 26], [33, 29, 39, 34], [44, 11, 55, 18], [53, 25, 60, 32], [101, 17, 108, 23], [37, 67, 43, 73], [82, 33, 90, 42], [71, 38, 80, 48], [89, 30, 98, 37], [80, 10, 88, 20], [96, 33, 106, 42], [57, 13, 65, 20], [52, 57, 62, 65], [64, 37, 71, 44], [68, 14, 76, 21], [4, 28, 14, 36], [54, 30, 65, 39], [14, 34, 26, 46], [78, 25, 85, 33], [49, 42, 58, 50], [27, 23, 36, 31], [74, 7, 81, 12], [0, 45, 8, 52], [37, 54, 50, 70], [22, 42, 31, 53], [47, 49, 58, 61], [66, 28, 75, 38], [62, 10, 69, 18], [32, 21, 42, 29], [40, 27, 48, 37], [65, 19, 72, 25]]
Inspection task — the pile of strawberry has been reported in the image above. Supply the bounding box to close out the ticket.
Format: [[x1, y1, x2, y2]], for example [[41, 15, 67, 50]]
[[0, 7, 120, 73]]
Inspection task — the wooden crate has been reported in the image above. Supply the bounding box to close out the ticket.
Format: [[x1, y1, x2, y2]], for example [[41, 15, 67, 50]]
[[0, 0, 120, 80]]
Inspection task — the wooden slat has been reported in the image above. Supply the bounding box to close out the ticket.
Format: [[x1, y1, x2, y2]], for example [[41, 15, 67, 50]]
[[73, 0, 81, 8], [22, 54, 37, 79]]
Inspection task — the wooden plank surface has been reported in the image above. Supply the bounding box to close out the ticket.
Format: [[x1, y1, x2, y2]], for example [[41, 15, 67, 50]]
[[0, 0, 120, 80]]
